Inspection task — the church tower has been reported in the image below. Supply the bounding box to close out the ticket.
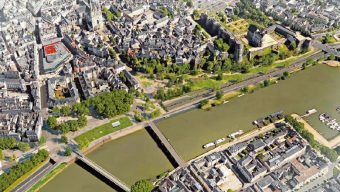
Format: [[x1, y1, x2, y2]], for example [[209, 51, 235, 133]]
[[87, 0, 103, 31]]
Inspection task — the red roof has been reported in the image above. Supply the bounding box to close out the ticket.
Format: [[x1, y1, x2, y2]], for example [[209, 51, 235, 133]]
[[44, 44, 57, 55]]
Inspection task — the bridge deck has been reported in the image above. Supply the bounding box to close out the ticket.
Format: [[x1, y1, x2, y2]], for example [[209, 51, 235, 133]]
[[148, 122, 187, 168], [76, 152, 130, 192]]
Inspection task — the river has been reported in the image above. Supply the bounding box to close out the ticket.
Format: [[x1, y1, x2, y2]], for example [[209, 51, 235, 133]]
[[40, 129, 173, 192], [40, 64, 340, 191], [158, 64, 340, 161]]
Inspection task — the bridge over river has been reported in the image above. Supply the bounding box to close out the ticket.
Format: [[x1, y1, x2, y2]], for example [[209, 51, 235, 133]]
[[148, 122, 187, 168], [74, 150, 130, 192]]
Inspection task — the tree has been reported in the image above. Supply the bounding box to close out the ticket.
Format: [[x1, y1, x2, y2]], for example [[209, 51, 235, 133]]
[[328, 54, 336, 61], [258, 133, 264, 139], [283, 71, 289, 77], [263, 80, 270, 87], [108, 47, 116, 56], [0, 137, 17, 149], [193, 10, 200, 20], [61, 135, 68, 144], [64, 147, 72, 156], [47, 116, 58, 129], [39, 136, 47, 146], [88, 90, 134, 118], [216, 90, 223, 100], [241, 86, 249, 93], [131, 179, 154, 192], [151, 109, 161, 119], [78, 115, 88, 128], [186, 0, 193, 7], [10, 154, 16, 162], [0, 149, 4, 160], [199, 100, 209, 108], [72, 103, 89, 116], [17, 142, 30, 152], [216, 73, 223, 81], [214, 38, 230, 52], [78, 138, 89, 150], [319, 145, 338, 162], [60, 106, 71, 116]]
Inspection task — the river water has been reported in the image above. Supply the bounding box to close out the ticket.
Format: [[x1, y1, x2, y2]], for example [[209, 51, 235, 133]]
[[40, 129, 173, 192], [158, 64, 340, 160], [40, 64, 340, 191]]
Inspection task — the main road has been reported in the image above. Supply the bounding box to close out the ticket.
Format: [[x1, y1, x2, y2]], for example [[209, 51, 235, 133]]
[[12, 161, 56, 192]]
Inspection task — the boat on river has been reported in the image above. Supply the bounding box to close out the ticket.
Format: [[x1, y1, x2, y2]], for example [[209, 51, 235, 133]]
[[214, 138, 225, 145], [228, 130, 244, 139], [203, 142, 215, 149]]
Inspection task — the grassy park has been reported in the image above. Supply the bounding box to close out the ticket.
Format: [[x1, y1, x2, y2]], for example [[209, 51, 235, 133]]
[[74, 116, 132, 148]]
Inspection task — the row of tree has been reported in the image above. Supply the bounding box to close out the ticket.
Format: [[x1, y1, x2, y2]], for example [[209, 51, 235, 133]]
[[47, 115, 87, 134], [127, 56, 191, 77], [0, 150, 49, 191], [285, 115, 338, 162], [0, 138, 30, 152]]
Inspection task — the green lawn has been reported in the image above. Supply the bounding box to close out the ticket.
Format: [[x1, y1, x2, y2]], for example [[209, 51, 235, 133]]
[[74, 117, 132, 144], [28, 163, 67, 192], [189, 73, 243, 91]]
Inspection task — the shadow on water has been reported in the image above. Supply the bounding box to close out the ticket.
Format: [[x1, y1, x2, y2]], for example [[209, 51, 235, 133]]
[[145, 126, 179, 168], [75, 159, 125, 192]]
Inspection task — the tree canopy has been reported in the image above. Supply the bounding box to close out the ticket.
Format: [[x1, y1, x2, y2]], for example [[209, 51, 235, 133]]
[[131, 179, 154, 192], [0, 138, 17, 150], [88, 90, 134, 118], [47, 116, 58, 129]]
